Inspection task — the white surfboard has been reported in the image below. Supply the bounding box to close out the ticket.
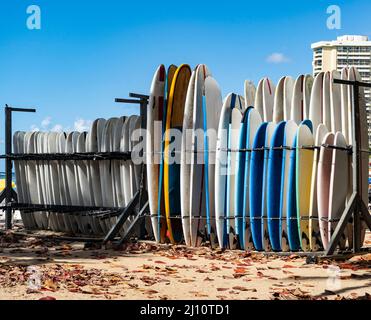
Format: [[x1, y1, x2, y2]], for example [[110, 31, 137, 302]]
[[291, 75, 305, 123], [14, 132, 36, 229], [330, 70, 342, 133], [204, 76, 223, 248], [227, 106, 243, 249], [148, 65, 166, 243], [273, 77, 285, 123], [328, 131, 349, 250], [309, 124, 328, 251], [309, 72, 325, 131], [322, 71, 332, 131], [181, 69, 197, 246], [303, 74, 314, 119], [340, 67, 350, 142], [190, 64, 211, 247], [244, 80, 256, 108], [283, 76, 294, 121]]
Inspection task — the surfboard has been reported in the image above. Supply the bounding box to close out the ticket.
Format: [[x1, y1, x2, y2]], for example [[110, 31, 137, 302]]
[[203, 76, 223, 248], [303, 74, 314, 119], [235, 107, 252, 249], [244, 80, 256, 108], [255, 78, 275, 122], [296, 122, 314, 252], [129, 116, 141, 197], [317, 132, 334, 250], [14, 131, 36, 229], [261, 122, 276, 251], [273, 77, 286, 123], [148, 65, 166, 243], [291, 75, 305, 124], [189, 64, 211, 247], [235, 108, 262, 250], [322, 71, 332, 131], [308, 124, 328, 251], [267, 121, 286, 251], [157, 65, 178, 243], [77, 131, 95, 234], [164, 64, 191, 244], [48, 132, 66, 232], [215, 93, 242, 248], [330, 70, 342, 133], [340, 68, 350, 142], [226, 96, 244, 249], [309, 72, 325, 132], [57, 132, 76, 233], [249, 122, 269, 251], [283, 77, 294, 121], [328, 132, 349, 250]]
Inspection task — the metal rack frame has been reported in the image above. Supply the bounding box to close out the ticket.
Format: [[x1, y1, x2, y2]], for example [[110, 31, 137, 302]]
[[0, 93, 150, 244]]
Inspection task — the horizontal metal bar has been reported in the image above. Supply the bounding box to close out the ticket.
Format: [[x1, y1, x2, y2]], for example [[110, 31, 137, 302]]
[[129, 93, 149, 100], [5, 105, 37, 113], [0, 151, 132, 161], [115, 98, 142, 104], [333, 79, 371, 88], [0, 202, 123, 214]]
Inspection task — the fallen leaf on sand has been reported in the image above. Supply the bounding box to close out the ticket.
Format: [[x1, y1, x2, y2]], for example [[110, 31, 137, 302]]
[[232, 286, 257, 292]]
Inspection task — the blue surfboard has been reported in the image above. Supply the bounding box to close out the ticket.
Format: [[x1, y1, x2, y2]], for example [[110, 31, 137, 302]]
[[267, 121, 286, 251], [249, 122, 268, 251], [235, 107, 253, 249]]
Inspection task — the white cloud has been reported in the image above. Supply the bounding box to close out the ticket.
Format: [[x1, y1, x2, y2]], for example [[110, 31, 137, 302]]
[[74, 118, 92, 132], [266, 53, 290, 64], [30, 125, 40, 132], [41, 116, 52, 129], [51, 124, 63, 132]]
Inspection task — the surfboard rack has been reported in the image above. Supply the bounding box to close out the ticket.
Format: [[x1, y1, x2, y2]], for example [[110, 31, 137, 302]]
[[1, 93, 151, 245], [102, 92, 150, 244], [322, 79, 371, 257]]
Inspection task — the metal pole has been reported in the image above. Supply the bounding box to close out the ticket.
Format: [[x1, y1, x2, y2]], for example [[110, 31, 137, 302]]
[[5, 106, 13, 229], [351, 83, 361, 252]]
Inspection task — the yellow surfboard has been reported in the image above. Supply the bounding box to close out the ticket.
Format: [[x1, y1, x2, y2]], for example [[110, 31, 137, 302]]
[[164, 64, 191, 244], [157, 65, 178, 243], [296, 124, 314, 251]]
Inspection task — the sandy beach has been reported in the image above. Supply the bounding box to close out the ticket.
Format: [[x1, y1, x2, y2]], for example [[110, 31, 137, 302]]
[[0, 227, 370, 300]]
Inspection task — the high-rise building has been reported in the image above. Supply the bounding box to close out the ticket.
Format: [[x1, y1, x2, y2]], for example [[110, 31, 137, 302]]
[[311, 35, 371, 145]]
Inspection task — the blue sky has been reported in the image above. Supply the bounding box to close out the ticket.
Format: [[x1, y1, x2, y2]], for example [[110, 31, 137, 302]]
[[0, 0, 370, 164]]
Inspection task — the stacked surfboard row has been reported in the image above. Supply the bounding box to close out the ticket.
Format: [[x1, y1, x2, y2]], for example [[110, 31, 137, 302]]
[[13, 116, 142, 235], [148, 64, 368, 252]]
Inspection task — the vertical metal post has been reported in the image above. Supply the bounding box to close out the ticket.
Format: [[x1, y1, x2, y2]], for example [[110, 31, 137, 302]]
[[5, 105, 13, 229], [138, 98, 148, 238], [351, 83, 361, 252]]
